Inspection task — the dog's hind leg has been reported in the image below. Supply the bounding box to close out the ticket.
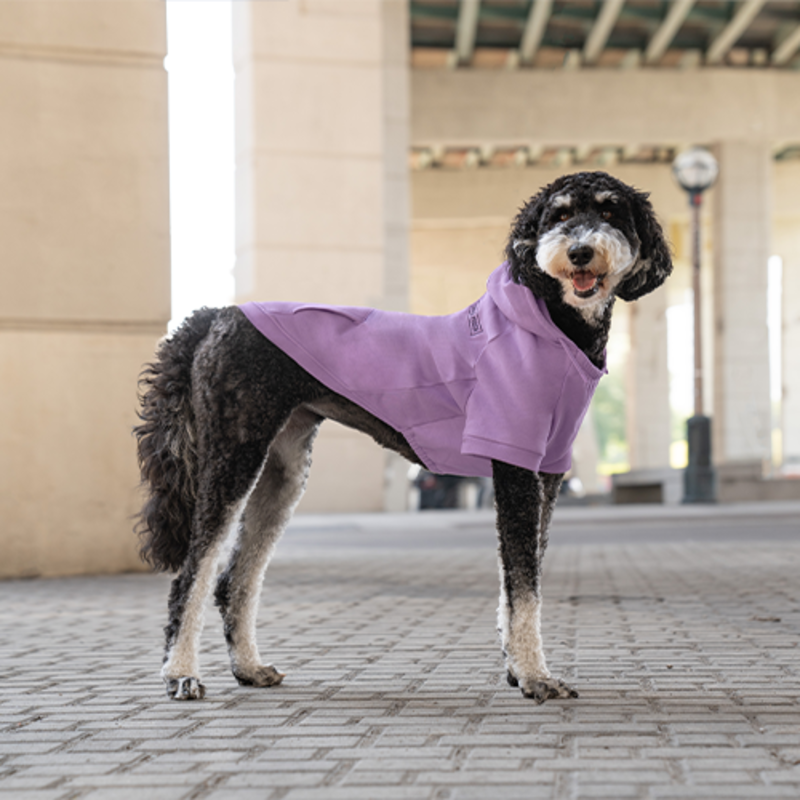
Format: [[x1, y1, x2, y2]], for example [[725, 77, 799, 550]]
[[214, 407, 320, 688], [161, 439, 270, 700], [492, 460, 577, 704]]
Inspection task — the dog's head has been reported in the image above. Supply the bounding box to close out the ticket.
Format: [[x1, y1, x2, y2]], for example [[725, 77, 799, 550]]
[[505, 172, 672, 321]]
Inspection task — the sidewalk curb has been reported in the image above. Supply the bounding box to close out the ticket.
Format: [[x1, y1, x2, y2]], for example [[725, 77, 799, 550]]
[[287, 500, 800, 533]]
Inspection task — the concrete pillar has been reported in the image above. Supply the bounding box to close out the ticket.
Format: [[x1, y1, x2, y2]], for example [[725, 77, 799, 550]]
[[626, 288, 671, 469], [774, 162, 800, 469], [0, 1, 170, 577], [781, 233, 800, 468], [712, 141, 772, 466], [233, 0, 410, 512]]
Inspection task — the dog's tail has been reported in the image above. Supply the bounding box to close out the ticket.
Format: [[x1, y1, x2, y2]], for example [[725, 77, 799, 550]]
[[134, 307, 220, 572]]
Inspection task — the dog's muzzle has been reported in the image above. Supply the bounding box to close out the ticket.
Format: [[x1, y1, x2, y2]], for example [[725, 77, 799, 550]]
[[567, 244, 603, 298]]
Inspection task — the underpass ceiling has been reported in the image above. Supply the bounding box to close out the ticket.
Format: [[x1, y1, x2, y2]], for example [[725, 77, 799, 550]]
[[409, 1, 800, 167], [410, 1, 800, 68]]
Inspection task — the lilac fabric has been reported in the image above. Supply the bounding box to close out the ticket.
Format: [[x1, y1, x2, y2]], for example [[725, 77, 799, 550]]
[[239, 262, 606, 478]]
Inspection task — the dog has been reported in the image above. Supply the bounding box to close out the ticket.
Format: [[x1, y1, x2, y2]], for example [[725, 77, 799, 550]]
[[135, 171, 672, 703]]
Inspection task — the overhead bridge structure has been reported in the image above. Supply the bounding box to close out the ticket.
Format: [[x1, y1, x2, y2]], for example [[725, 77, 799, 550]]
[[2, 1, 800, 578]]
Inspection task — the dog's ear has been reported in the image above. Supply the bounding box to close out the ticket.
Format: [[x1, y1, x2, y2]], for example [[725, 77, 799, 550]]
[[504, 189, 549, 283], [615, 190, 673, 302]]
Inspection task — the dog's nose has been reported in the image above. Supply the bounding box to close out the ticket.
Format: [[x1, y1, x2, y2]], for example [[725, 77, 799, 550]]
[[567, 244, 594, 267]]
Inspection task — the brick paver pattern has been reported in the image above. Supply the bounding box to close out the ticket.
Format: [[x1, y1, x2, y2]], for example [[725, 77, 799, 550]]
[[1, 533, 799, 799]]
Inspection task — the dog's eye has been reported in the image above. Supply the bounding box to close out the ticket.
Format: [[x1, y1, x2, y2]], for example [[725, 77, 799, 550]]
[[559, 211, 572, 221], [601, 210, 613, 220]]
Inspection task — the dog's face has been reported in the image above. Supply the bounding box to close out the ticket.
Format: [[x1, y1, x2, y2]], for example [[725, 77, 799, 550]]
[[533, 186, 640, 312], [506, 172, 672, 322]]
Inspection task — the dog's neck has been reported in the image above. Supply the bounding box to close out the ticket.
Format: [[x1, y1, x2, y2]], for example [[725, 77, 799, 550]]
[[543, 297, 612, 369], [513, 265, 612, 369]]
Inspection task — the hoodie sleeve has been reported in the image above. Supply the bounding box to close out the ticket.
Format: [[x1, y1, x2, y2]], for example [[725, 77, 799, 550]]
[[537, 359, 598, 473], [460, 329, 565, 473]]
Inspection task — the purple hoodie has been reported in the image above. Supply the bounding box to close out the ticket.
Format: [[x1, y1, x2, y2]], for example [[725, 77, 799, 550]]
[[239, 263, 605, 478]]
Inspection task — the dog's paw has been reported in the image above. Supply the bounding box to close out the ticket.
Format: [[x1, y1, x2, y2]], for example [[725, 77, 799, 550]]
[[165, 676, 206, 701], [233, 664, 285, 688], [519, 676, 578, 704]]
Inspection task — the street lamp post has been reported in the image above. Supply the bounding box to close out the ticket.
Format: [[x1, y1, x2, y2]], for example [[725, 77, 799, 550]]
[[672, 147, 719, 504]]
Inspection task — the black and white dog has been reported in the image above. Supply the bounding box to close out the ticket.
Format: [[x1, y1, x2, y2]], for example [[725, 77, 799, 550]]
[[136, 171, 672, 703]]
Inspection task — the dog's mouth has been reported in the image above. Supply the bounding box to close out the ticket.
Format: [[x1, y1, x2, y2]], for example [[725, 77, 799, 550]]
[[571, 270, 603, 298]]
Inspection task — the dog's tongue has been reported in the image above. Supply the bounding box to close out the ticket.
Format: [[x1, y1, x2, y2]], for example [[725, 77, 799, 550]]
[[572, 270, 598, 292]]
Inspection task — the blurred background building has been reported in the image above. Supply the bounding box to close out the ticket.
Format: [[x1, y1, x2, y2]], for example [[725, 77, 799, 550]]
[[2, 0, 800, 577]]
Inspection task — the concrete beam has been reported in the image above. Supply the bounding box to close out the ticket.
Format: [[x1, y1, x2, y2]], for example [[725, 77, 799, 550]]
[[584, 0, 625, 65], [519, 0, 552, 66], [645, 0, 695, 65], [706, 0, 766, 65], [455, 0, 481, 65], [411, 68, 800, 147], [772, 24, 800, 65]]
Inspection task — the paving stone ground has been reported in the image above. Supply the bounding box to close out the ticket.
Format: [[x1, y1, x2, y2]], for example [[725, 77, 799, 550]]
[[1, 504, 799, 799]]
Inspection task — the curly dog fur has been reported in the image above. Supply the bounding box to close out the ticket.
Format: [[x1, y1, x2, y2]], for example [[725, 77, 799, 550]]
[[135, 171, 672, 702]]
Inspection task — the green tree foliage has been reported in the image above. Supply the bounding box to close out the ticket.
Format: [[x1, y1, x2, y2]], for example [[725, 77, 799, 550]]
[[591, 372, 628, 470]]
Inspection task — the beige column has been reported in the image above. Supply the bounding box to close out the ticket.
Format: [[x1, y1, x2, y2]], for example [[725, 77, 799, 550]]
[[626, 288, 671, 468], [712, 141, 772, 466], [0, 1, 171, 577], [778, 225, 800, 468], [233, 0, 410, 512], [775, 163, 800, 468]]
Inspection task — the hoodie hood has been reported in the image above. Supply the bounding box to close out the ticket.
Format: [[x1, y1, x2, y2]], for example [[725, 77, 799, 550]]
[[486, 262, 607, 378], [487, 262, 563, 341]]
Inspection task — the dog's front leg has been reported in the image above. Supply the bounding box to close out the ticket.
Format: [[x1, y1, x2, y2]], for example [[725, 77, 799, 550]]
[[492, 460, 577, 704]]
